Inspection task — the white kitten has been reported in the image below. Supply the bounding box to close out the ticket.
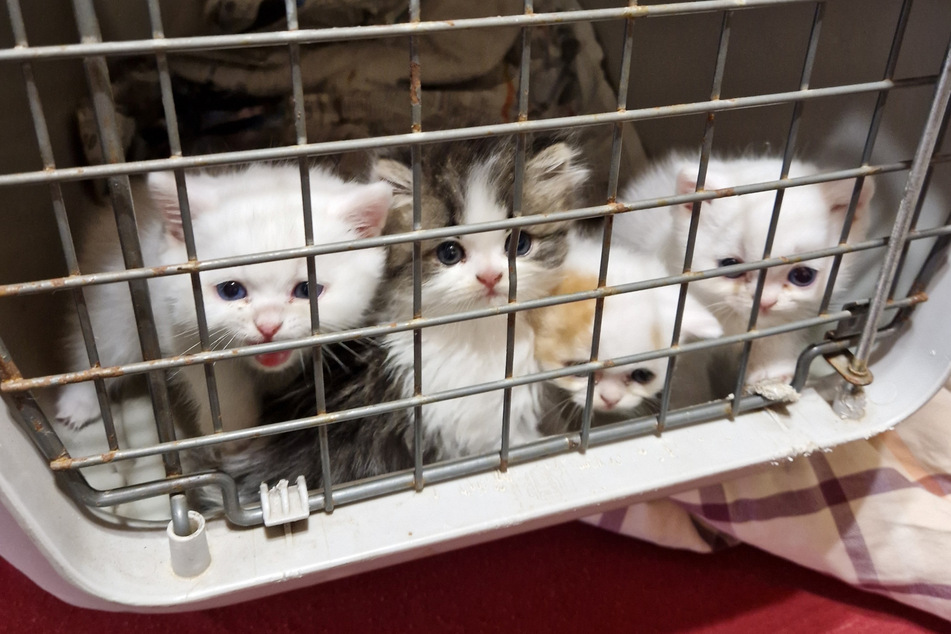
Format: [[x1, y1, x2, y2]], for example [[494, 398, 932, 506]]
[[531, 231, 722, 417], [615, 153, 874, 386], [55, 164, 392, 439]]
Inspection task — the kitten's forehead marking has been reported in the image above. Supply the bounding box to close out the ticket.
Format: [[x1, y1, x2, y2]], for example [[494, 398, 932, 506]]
[[463, 161, 508, 225]]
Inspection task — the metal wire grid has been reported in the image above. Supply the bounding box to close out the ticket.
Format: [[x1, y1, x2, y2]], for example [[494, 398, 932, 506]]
[[0, 0, 948, 529]]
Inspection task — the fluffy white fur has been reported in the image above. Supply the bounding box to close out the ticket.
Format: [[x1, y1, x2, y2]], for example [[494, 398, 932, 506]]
[[615, 153, 875, 385], [534, 231, 722, 415], [56, 164, 391, 437]]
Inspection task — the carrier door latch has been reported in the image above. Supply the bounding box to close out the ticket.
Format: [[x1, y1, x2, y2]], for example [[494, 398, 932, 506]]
[[823, 348, 874, 387]]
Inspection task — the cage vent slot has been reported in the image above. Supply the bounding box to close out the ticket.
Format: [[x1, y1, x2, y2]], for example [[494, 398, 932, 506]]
[[260, 476, 310, 527]]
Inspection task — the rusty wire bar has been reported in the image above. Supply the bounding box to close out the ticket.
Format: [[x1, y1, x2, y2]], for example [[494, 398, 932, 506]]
[[0, 1, 825, 64], [282, 0, 335, 514], [851, 38, 951, 375], [5, 0, 120, 450], [579, 0, 640, 450], [70, 0, 187, 536], [2, 223, 900, 398], [0, 75, 938, 190], [499, 0, 534, 469], [146, 0, 226, 438], [657, 8, 734, 433], [729, 1, 825, 414], [409, 0, 425, 492], [2, 160, 924, 305], [818, 0, 914, 315]]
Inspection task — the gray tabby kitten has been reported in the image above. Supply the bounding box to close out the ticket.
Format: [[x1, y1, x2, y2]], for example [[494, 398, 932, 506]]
[[202, 136, 588, 505]]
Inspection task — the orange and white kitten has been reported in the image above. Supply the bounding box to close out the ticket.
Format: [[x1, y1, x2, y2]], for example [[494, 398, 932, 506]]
[[530, 232, 721, 420]]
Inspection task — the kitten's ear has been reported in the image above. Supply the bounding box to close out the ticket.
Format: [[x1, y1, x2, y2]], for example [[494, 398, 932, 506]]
[[679, 292, 724, 341], [524, 142, 590, 202], [329, 181, 392, 239], [675, 166, 718, 214], [146, 171, 216, 242], [821, 176, 876, 219], [371, 158, 413, 196]]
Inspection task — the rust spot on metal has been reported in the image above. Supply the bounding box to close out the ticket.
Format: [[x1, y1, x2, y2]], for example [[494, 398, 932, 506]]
[[49, 456, 72, 471], [824, 349, 873, 386], [409, 61, 421, 106], [1, 359, 23, 382], [908, 291, 929, 305]]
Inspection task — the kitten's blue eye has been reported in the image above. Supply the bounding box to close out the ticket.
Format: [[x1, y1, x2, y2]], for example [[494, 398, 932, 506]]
[[216, 281, 247, 301], [630, 368, 655, 384], [787, 266, 818, 287], [718, 257, 745, 279], [504, 231, 533, 256], [436, 241, 465, 265], [292, 281, 324, 299]]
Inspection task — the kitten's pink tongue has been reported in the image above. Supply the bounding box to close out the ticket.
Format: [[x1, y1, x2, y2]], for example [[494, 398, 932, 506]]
[[255, 350, 292, 368]]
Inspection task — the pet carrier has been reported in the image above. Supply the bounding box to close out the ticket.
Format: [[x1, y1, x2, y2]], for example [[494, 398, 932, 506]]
[[1, 0, 949, 611]]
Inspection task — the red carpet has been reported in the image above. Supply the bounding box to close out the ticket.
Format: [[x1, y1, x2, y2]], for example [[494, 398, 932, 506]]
[[0, 522, 944, 633]]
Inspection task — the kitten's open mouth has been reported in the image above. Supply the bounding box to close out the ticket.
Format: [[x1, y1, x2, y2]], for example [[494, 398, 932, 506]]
[[254, 350, 293, 368]]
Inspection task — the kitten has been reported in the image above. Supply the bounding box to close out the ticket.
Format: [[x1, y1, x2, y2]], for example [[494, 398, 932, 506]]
[[204, 137, 588, 505], [371, 136, 587, 456], [530, 231, 722, 423], [55, 163, 392, 441], [614, 153, 875, 387]]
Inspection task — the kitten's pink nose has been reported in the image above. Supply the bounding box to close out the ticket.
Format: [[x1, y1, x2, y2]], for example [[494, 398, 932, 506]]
[[477, 271, 503, 290], [256, 321, 283, 341], [599, 393, 620, 409], [759, 296, 778, 313]]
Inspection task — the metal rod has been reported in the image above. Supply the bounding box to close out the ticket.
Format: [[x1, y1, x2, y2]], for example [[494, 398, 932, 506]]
[[658, 9, 733, 432], [819, 0, 913, 314], [146, 0, 226, 436], [50, 305, 887, 471], [7, 0, 119, 449], [730, 0, 824, 412], [580, 0, 640, 450], [0, 0, 825, 64], [0, 76, 937, 190], [4, 160, 923, 301], [500, 0, 534, 467], [2, 232, 905, 395], [851, 36, 951, 374], [71, 0, 182, 478], [281, 0, 333, 514], [409, 0, 425, 492]]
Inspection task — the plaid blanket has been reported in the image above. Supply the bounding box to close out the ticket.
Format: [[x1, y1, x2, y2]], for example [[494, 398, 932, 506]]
[[585, 381, 951, 621]]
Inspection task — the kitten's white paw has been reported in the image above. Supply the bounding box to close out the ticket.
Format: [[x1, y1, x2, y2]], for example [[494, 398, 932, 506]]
[[745, 358, 800, 403], [55, 383, 103, 430], [748, 379, 800, 403]]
